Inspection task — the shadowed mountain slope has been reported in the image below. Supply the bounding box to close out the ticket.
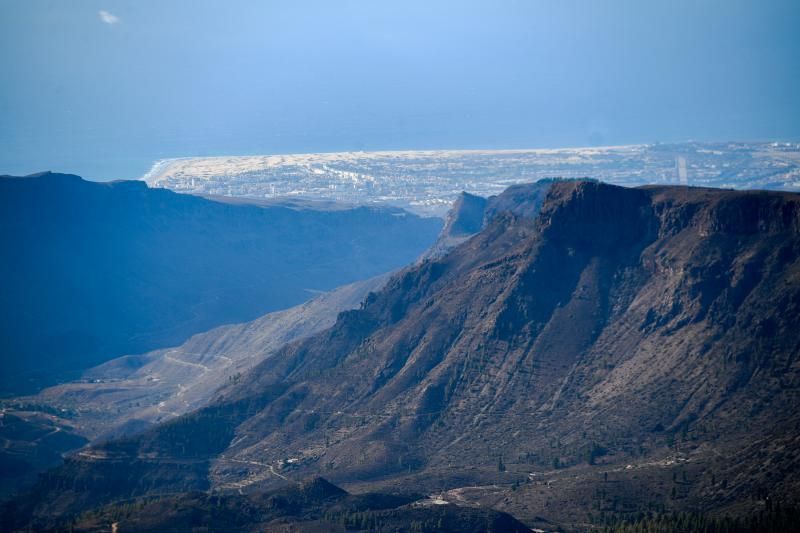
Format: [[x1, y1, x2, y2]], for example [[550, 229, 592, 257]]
[[9, 180, 800, 529], [0, 172, 441, 395], [28, 274, 389, 442], [59, 477, 529, 533]]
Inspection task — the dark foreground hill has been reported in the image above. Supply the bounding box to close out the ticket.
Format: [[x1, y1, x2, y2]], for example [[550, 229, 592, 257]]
[[7, 180, 800, 530], [54, 477, 529, 532], [0, 172, 441, 395]]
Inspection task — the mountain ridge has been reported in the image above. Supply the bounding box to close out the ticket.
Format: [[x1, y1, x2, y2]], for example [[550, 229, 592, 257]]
[[0, 172, 441, 394], [7, 180, 800, 530]]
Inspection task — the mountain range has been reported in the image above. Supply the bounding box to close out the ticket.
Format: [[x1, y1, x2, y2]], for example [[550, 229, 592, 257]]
[[0, 172, 440, 395], [5, 179, 799, 531]]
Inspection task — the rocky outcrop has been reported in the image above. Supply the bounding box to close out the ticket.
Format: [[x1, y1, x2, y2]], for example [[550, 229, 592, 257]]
[[423, 180, 554, 259]]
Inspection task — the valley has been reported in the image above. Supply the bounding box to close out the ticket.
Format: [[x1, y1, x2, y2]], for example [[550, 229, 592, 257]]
[[4, 179, 799, 531], [0, 172, 440, 395], [27, 275, 390, 440]]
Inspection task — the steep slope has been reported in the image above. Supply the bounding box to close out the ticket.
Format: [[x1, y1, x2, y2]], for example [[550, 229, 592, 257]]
[[24, 184, 502, 441], [23, 183, 545, 442], [11, 181, 800, 529], [422, 180, 553, 259], [423, 192, 488, 259], [0, 275, 390, 504], [24, 275, 389, 442], [0, 172, 441, 394]]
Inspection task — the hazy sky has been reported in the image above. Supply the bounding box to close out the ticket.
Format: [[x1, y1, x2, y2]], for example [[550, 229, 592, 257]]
[[2, 0, 799, 180]]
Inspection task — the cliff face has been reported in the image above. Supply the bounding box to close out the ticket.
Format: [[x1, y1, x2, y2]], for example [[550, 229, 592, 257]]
[[13, 181, 800, 528], [219, 181, 800, 512], [443, 191, 488, 237], [423, 181, 553, 259]]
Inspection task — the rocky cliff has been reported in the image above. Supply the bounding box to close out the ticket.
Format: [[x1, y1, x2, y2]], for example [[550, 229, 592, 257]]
[[10, 181, 800, 529]]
